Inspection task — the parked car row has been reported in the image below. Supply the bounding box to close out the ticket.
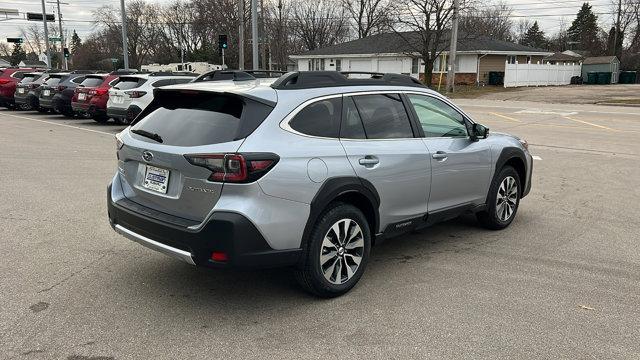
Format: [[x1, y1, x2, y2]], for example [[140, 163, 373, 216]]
[[0, 67, 204, 124]]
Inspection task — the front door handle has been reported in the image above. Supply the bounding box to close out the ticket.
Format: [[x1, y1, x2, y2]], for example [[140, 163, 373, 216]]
[[358, 156, 379, 166], [432, 151, 448, 160]]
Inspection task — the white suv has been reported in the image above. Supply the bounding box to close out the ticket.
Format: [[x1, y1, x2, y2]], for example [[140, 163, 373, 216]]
[[107, 73, 196, 124]]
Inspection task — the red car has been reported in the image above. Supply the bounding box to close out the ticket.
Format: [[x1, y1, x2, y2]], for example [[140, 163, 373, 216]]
[[71, 70, 136, 123], [0, 68, 40, 109]]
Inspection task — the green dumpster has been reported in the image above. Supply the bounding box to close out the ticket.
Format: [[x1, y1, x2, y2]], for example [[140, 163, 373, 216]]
[[619, 71, 637, 84], [597, 72, 612, 84], [488, 71, 504, 85], [586, 72, 598, 84]]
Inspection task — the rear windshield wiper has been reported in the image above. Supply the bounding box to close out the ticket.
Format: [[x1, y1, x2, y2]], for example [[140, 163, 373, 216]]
[[131, 129, 163, 143]]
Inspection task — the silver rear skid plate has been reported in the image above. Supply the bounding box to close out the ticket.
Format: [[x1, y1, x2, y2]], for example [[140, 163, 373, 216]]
[[114, 224, 196, 265]]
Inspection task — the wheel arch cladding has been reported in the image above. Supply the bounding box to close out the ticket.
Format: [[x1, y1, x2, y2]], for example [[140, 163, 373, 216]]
[[302, 177, 380, 249], [496, 147, 527, 191]]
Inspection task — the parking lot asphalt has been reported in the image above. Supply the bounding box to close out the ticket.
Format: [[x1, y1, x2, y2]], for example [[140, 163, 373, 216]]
[[1, 101, 639, 359]]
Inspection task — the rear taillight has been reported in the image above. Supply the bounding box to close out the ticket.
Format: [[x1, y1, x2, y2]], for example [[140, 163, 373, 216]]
[[57, 85, 67, 91], [184, 153, 278, 183], [124, 90, 147, 98], [0, 79, 11, 85]]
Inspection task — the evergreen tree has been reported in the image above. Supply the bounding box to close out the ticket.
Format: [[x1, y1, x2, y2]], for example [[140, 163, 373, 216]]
[[70, 30, 82, 54], [567, 3, 604, 55], [521, 21, 547, 49], [606, 26, 623, 58], [9, 43, 27, 66]]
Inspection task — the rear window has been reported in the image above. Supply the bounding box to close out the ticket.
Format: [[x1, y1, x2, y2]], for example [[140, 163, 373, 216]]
[[80, 77, 104, 87], [44, 77, 63, 86], [113, 77, 146, 90], [19, 74, 40, 84], [130, 91, 274, 146]]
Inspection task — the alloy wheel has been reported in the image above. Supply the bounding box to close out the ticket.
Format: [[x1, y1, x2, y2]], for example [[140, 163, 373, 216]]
[[496, 176, 518, 221], [320, 218, 365, 285]]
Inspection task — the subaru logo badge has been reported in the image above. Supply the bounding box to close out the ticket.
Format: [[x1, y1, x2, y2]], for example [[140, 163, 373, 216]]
[[142, 151, 153, 162]]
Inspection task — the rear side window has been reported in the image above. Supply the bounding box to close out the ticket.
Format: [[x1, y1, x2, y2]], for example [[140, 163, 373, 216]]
[[113, 77, 146, 90], [80, 77, 104, 87], [289, 97, 342, 138], [340, 97, 366, 139], [351, 94, 414, 139], [131, 92, 274, 146]]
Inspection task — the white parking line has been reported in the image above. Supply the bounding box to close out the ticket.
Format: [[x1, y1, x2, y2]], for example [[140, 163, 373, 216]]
[[532, 155, 543, 161], [0, 112, 114, 136], [457, 103, 640, 116]]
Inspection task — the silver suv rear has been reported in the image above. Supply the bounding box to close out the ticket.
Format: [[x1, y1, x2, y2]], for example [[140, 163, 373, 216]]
[[107, 71, 533, 297]]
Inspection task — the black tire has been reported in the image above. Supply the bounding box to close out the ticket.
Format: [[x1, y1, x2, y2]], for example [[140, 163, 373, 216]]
[[295, 202, 371, 298], [92, 115, 109, 123], [37, 107, 49, 113], [114, 117, 131, 125], [477, 166, 521, 230]]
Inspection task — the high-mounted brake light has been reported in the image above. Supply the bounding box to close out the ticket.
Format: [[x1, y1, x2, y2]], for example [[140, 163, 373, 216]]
[[184, 153, 278, 183]]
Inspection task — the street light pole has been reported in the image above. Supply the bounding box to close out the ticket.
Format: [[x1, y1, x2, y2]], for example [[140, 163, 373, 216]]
[[251, 0, 258, 69], [40, 0, 51, 68], [238, 0, 244, 70], [55, 0, 66, 70], [120, 0, 129, 69], [446, 0, 459, 93]]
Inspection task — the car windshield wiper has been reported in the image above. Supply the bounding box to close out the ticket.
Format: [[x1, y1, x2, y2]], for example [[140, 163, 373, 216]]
[[131, 129, 163, 143]]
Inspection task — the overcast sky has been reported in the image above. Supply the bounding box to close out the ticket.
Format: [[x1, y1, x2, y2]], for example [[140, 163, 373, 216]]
[[0, 0, 618, 43]]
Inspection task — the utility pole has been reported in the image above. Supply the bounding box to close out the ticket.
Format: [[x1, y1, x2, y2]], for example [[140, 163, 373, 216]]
[[613, 0, 621, 57], [446, 0, 459, 93], [260, 0, 266, 69], [55, 0, 66, 70], [238, 0, 244, 69], [120, 0, 129, 69], [40, 0, 51, 68], [251, 0, 258, 69]]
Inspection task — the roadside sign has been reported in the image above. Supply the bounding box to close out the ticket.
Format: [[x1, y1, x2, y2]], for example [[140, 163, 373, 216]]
[[48, 37, 61, 42], [27, 12, 54, 21], [6, 37, 23, 43]]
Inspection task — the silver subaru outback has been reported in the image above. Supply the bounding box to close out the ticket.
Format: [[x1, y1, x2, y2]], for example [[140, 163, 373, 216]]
[[107, 71, 532, 297]]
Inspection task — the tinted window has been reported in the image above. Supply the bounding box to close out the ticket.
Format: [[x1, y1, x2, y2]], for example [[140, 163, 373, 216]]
[[12, 72, 26, 79], [289, 97, 342, 138], [131, 92, 273, 146], [80, 77, 104, 87], [113, 78, 146, 90], [340, 97, 365, 139], [44, 77, 62, 86], [71, 76, 86, 84], [152, 79, 174, 87], [351, 94, 413, 139], [19, 74, 39, 84], [407, 94, 467, 138]]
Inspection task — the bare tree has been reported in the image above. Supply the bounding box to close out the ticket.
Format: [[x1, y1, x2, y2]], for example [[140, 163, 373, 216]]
[[459, 1, 513, 42], [514, 19, 533, 44], [392, 0, 468, 86], [290, 0, 350, 51], [343, 0, 395, 38]]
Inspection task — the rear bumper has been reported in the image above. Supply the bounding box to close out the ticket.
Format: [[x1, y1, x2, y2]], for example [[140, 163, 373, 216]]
[[14, 94, 28, 105], [107, 106, 127, 119], [39, 97, 54, 109], [71, 101, 90, 112], [107, 184, 302, 269]]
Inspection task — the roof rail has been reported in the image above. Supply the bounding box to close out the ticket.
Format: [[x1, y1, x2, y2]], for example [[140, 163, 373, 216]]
[[110, 69, 138, 75], [192, 70, 256, 82], [148, 71, 197, 76], [243, 69, 287, 78], [270, 71, 425, 89]]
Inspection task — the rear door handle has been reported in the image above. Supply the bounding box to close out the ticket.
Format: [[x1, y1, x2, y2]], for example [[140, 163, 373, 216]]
[[358, 156, 379, 166], [432, 151, 448, 160]]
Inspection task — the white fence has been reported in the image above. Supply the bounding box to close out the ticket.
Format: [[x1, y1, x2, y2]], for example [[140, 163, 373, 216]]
[[503, 61, 581, 88]]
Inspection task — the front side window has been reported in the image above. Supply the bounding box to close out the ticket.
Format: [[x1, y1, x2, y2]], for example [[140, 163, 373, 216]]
[[407, 94, 467, 138], [351, 94, 414, 139], [289, 97, 342, 138]]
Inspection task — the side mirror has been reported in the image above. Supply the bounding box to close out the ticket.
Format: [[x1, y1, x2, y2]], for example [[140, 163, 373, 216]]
[[471, 123, 489, 140]]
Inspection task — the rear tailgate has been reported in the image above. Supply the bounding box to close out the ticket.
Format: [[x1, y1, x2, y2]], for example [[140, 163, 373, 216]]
[[109, 76, 146, 109], [117, 89, 275, 222]]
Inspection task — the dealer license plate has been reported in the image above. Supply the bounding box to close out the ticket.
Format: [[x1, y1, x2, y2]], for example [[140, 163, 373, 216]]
[[142, 165, 170, 194], [43, 89, 50, 96], [78, 93, 86, 101]]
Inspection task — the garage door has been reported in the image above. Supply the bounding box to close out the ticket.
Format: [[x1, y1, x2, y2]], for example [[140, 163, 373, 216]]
[[348, 60, 371, 72], [378, 59, 403, 74]]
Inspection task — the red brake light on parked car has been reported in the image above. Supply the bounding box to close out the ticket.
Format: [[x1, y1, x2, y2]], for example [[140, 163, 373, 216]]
[[90, 88, 108, 96], [0, 79, 11, 85], [124, 90, 147, 98], [184, 153, 278, 183]]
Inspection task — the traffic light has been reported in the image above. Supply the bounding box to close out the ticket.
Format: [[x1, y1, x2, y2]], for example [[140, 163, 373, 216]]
[[218, 35, 228, 50], [6, 38, 23, 44], [63, 48, 70, 59], [26, 12, 55, 21]]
